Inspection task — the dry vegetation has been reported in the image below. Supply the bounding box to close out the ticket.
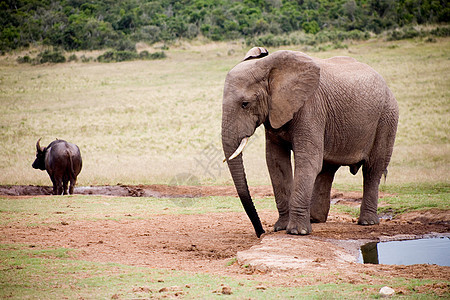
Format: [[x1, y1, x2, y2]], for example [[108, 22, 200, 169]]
[[0, 37, 448, 187]]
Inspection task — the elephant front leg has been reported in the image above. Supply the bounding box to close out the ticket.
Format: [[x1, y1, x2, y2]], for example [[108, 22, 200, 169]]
[[265, 137, 293, 232], [310, 164, 339, 223], [287, 159, 321, 235]]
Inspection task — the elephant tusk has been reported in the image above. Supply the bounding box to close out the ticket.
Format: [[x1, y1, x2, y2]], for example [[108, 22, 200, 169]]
[[225, 137, 249, 162]]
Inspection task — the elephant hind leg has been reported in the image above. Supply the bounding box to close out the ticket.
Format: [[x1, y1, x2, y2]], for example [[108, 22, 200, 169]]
[[359, 113, 397, 225], [359, 164, 383, 225], [310, 164, 339, 223]]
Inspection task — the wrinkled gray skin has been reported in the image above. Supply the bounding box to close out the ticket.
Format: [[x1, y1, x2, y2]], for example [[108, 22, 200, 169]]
[[222, 48, 398, 237], [32, 139, 82, 195]]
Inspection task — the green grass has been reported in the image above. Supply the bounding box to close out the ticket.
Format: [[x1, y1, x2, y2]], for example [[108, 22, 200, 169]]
[[1, 244, 447, 299], [378, 182, 450, 215], [330, 182, 450, 217], [0, 37, 448, 186], [0, 195, 276, 226]]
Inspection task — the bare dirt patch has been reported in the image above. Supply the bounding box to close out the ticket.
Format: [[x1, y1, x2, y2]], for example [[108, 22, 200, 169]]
[[0, 185, 449, 291]]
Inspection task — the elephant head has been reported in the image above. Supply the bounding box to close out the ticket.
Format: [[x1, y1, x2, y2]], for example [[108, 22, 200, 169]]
[[221, 48, 320, 237]]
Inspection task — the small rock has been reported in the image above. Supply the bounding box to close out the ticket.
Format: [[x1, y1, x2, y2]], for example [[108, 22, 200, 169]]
[[132, 286, 151, 293], [159, 286, 181, 293], [379, 286, 395, 297], [221, 286, 232, 295], [256, 285, 267, 290], [61, 221, 69, 225]]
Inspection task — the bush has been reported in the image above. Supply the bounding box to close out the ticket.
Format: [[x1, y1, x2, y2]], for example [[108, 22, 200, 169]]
[[97, 50, 165, 62], [302, 21, 320, 35], [35, 50, 66, 64], [97, 50, 115, 62], [17, 55, 31, 64], [80, 55, 92, 63], [431, 26, 450, 37], [387, 27, 420, 41], [149, 51, 166, 59], [114, 39, 136, 51], [114, 50, 138, 62], [139, 50, 166, 60], [68, 54, 78, 62]]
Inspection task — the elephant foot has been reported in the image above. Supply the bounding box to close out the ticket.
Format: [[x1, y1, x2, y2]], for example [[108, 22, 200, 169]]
[[286, 219, 312, 235], [358, 214, 380, 226], [274, 216, 289, 232]]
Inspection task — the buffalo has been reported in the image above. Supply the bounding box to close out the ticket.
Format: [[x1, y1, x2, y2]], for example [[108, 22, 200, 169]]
[[32, 138, 82, 195]]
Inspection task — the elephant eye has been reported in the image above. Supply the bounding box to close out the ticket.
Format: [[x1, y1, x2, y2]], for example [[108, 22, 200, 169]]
[[241, 101, 250, 109]]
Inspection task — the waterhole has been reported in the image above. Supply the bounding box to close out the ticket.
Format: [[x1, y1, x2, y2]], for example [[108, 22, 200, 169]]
[[358, 237, 450, 266]]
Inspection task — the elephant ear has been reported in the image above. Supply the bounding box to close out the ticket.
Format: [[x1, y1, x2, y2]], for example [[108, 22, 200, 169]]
[[263, 51, 320, 129], [243, 47, 269, 61]]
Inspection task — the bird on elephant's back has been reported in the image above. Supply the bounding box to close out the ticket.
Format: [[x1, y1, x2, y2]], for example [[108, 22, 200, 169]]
[[221, 47, 398, 237]]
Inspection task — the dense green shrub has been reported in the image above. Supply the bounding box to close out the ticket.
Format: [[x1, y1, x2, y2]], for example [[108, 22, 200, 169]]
[[431, 26, 450, 37], [97, 50, 165, 62], [35, 50, 66, 64], [68, 54, 78, 62], [114, 51, 139, 62], [140, 51, 166, 60], [386, 25, 450, 41], [17, 55, 31, 64], [387, 27, 420, 41], [1, 0, 448, 52]]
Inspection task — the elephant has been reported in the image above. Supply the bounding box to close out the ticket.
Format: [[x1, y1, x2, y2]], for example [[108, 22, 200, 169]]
[[222, 47, 398, 237]]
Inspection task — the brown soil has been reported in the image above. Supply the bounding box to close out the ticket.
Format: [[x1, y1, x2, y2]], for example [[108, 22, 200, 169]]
[[0, 185, 449, 293]]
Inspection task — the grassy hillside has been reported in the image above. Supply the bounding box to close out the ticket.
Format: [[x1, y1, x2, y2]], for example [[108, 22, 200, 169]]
[[0, 37, 448, 187]]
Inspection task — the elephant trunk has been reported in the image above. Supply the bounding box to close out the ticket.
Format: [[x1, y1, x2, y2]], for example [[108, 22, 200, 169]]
[[223, 137, 265, 238]]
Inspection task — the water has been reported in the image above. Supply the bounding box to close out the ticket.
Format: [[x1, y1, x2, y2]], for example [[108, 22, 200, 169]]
[[358, 237, 450, 266]]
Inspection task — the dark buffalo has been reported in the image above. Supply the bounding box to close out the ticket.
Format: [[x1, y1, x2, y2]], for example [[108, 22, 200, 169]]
[[32, 139, 82, 195]]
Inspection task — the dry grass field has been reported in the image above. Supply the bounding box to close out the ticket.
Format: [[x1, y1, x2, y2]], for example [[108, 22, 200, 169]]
[[0, 37, 449, 187]]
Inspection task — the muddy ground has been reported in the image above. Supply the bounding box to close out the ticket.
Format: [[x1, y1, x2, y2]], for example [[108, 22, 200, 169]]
[[0, 185, 449, 295]]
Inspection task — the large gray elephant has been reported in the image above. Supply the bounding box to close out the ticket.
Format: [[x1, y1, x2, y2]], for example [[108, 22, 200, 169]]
[[222, 47, 398, 237]]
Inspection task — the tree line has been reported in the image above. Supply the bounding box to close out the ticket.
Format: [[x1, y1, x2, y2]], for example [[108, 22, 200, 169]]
[[1, 0, 449, 52]]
